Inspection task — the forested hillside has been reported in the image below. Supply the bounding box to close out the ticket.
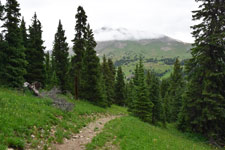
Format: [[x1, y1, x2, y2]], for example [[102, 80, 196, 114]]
[[96, 36, 192, 78]]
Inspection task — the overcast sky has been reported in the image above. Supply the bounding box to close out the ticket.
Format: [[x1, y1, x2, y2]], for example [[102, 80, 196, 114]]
[[3, 0, 199, 49]]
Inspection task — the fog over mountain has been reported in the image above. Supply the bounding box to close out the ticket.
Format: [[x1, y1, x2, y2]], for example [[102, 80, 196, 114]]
[[94, 27, 165, 42]]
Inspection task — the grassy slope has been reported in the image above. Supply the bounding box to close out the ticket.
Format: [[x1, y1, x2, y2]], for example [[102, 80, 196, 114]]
[[0, 88, 217, 150], [0, 88, 127, 150], [96, 38, 191, 78], [86, 116, 216, 150]]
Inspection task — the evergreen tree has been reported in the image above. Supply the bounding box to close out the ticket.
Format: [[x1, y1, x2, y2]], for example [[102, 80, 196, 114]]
[[102, 55, 114, 106], [168, 58, 184, 122], [126, 80, 136, 113], [1, 0, 27, 87], [107, 58, 116, 103], [98, 69, 108, 107], [160, 78, 170, 100], [71, 6, 87, 99], [52, 20, 69, 93], [0, 1, 6, 84], [134, 59, 153, 123], [178, 0, 225, 144], [146, 71, 161, 124], [44, 51, 52, 88], [133, 64, 139, 87], [26, 13, 45, 85], [20, 17, 28, 49], [82, 24, 105, 105], [160, 78, 170, 124], [115, 66, 125, 106]]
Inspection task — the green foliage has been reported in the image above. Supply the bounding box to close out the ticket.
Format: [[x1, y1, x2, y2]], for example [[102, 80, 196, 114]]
[[0, 144, 7, 150], [26, 13, 45, 85], [52, 20, 69, 92], [132, 59, 153, 123], [1, 0, 27, 87], [7, 137, 25, 150], [86, 116, 214, 150], [166, 58, 184, 122], [81, 24, 105, 106], [101, 55, 116, 106], [20, 17, 28, 49], [44, 52, 52, 87], [146, 71, 162, 124], [115, 66, 126, 106], [178, 0, 225, 144], [71, 6, 87, 99]]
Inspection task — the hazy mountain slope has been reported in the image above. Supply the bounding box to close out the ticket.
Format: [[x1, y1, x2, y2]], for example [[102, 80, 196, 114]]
[[95, 36, 192, 78]]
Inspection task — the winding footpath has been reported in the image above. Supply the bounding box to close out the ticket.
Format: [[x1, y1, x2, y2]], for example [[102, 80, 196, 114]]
[[53, 115, 120, 150]]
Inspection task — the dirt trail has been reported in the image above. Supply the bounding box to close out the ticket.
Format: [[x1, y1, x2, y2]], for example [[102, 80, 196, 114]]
[[53, 115, 120, 150]]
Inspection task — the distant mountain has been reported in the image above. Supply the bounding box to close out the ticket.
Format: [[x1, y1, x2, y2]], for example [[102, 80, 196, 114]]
[[95, 35, 192, 78], [94, 27, 163, 41], [52, 27, 192, 78]]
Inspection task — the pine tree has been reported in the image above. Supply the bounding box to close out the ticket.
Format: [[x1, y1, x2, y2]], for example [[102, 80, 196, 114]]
[[102, 55, 114, 106], [127, 80, 137, 113], [0, 1, 6, 84], [107, 58, 116, 103], [160, 78, 170, 124], [160, 79, 170, 100], [115, 66, 125, 106], [26, 13, 45, 85], [98, 69, 108, 107], [1, 0, 27, 87], [168, 58, 184, 122], [82, 24, 104, 105], [20, 17, 28, 49], [134, 59, 153, 123], [44, 51, 52, 88], [52, 20, 69, 93], [71, 6, 87, 99], [178, 0, 225, 144], [146, 70, 161, 124]]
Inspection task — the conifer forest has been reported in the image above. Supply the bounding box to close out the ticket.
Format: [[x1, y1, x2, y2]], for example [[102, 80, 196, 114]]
[[0, 0, 224, 149]]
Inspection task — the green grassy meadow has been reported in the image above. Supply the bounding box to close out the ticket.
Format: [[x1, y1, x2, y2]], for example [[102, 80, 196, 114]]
[[0, 88, 126, 150], [0, 88, 219, 150], [86, 116, 216, 150]]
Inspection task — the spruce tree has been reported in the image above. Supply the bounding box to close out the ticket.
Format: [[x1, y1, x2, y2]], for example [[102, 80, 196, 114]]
[[160, 78, 170, 123], [115, 66, 125, 106], [20, 17, 28, 49], [52, 20, 69, 93], [0, 1, 6, 84], [1, 0, 27, 87], [102, 55, 114, 106], [107, 58, 116, 103], [82, 24, 105, 105], [134, 59, 153, 123], [71, 6, 87, 99], [26, 13, 45, 85], [146, 71, 161, 124], [167, 58, 184, 122], [44, 51, 52, 87], [127, 80, 137, 113], [178, 0, 225, 144]]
